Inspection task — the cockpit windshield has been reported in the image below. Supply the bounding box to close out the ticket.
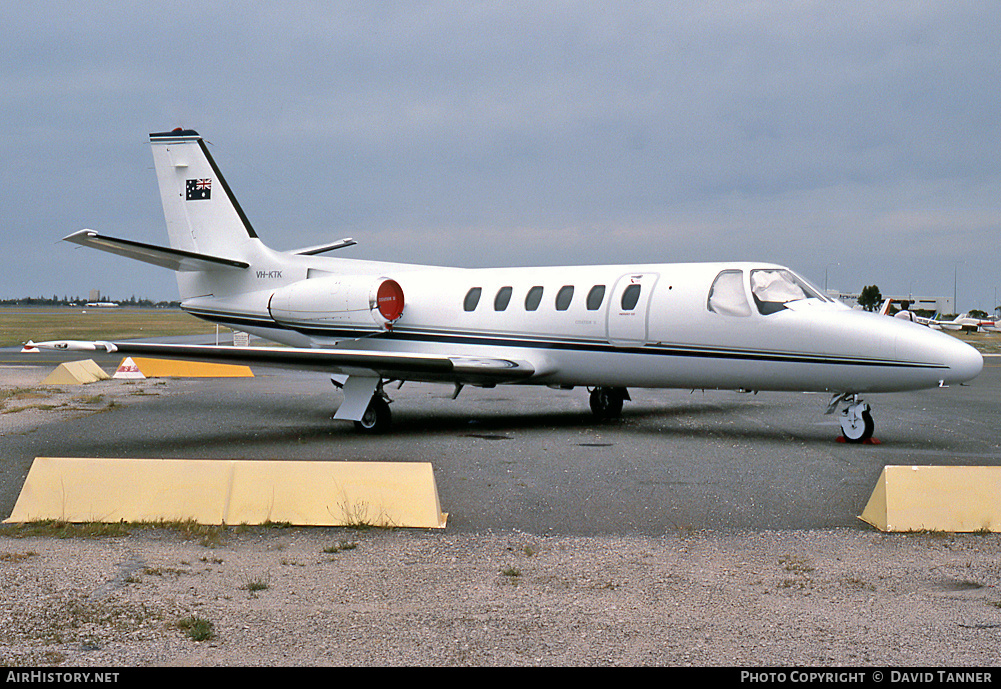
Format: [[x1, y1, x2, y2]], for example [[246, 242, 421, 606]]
[[750, 269, 827, 315]]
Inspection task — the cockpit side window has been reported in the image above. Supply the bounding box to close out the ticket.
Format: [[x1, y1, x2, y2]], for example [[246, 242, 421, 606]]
[[707, 270, 751, 317], [749, 269, 825, 315]]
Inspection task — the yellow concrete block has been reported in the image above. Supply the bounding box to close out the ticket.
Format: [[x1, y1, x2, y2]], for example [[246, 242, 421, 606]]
[[860, 465, 1001, 532], [127, 357, 254, 378], [5, 457, 447, 529], [41, 359, 110, 385]]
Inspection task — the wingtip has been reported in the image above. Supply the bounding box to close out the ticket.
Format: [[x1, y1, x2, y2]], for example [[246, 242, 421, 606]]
[[63, 229, 97, 242]]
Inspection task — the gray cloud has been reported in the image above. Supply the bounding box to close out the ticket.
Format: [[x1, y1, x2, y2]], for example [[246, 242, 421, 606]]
[[3, 2, 999, 311]]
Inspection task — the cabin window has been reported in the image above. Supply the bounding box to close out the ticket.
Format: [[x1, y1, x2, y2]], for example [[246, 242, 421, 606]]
[[555, 285, 574, 311], [464, 287, 482, 312], [494, 286, 513, 311], [749, 269, 825, 315], [586, 285, 606, 310], [525, 286, 544, 311], [621, 284, 642, 310], [707, 270, 751, 317]]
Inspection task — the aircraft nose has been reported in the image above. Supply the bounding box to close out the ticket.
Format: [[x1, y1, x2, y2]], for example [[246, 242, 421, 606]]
[[942, 337, 983, 384]]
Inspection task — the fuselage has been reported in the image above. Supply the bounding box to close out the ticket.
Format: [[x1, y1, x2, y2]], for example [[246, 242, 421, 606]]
[[179, 246, 984, 395]]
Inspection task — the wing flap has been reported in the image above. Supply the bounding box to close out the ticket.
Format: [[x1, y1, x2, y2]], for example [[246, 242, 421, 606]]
[[26, 340, 536, 384]]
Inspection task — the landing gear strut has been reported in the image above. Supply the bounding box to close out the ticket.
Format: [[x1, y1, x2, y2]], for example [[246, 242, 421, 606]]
[[333, 375, 394, 433], [589, 387, 629, 420], [829, 393, 874, 443]]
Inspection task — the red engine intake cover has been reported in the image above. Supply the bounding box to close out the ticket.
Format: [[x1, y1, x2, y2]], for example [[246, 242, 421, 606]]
[[376, 279, 405, 322]]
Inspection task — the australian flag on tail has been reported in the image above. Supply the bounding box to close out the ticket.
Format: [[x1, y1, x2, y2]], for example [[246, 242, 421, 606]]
[[185, 178, 212, 200]]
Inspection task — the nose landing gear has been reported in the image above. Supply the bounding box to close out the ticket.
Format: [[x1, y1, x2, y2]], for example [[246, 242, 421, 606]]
[[589, 386, 629, 420], [828, 393, 875, 443]]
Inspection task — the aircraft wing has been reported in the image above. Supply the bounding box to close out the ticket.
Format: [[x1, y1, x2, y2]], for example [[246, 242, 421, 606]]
[[24, 340, 536, 385]]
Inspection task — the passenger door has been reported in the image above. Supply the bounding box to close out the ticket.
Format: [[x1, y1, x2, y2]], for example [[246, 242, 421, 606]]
[[606, 273, 659, 345]]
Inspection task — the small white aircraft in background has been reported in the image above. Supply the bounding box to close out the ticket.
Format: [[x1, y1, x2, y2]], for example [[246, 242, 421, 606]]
[[29, 129, 983, 442], [878, 300, 1000, 333], [927, 312, 999, 333]]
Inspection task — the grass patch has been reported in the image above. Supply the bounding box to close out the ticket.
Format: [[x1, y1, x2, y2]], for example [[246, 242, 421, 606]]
[[175, 615, 215, 642], [0, 387, 45, 402], [139, 520, 228, 547], [1, 519, 226, 546], [243, 575, 270, 593], [0, 387, 58, 413], [0, 307, 224, 348], [841, 575, 877, 592], [3, 402, 66, 414], [71, 394, 105, 405], [2, 520, 133, 539], [141, 566, 187, 577], [776, 554, 815, 590], [335, 501, 398, 529], [779, 554, 815, 575], [322, 540, 358, 554]]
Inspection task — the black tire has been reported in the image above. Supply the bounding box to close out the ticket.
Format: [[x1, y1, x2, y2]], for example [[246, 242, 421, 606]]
[[354, 396, 392, 434], [589, 387, 625, 420]]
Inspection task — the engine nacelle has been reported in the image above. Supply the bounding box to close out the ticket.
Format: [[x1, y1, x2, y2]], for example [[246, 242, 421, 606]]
[[268, 275, 405, 332]]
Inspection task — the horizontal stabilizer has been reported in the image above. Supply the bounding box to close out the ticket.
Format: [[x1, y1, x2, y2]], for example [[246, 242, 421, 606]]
[[289, 237, 357, 256], [25, 340, 536, 385], [63, 230, 249, 271]]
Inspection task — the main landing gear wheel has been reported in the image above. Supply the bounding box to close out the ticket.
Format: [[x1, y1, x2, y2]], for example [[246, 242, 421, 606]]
[[839, 398, 874, 443], [354, 395, 392, 434], [589, 387, 627, 420]]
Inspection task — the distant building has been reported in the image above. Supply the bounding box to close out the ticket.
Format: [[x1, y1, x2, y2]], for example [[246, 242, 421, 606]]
[[829, 291, 954, 315], [88, 289, 101, 302]]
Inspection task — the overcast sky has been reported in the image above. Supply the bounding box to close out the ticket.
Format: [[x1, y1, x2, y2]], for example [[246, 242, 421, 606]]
[[3, 2, 999, 311]]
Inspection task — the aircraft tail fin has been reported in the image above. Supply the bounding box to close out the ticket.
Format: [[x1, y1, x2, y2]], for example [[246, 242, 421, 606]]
[[67, 130, 354, 303], [141, 128, 285, 300], [149, 129, 260, 258]]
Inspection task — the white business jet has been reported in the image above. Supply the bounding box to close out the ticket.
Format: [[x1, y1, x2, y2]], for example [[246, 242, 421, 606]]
[[30, 129, 983, 442]]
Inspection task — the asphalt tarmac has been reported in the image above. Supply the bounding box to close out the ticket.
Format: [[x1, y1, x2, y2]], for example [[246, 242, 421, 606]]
[[2, 351, 999, 534]]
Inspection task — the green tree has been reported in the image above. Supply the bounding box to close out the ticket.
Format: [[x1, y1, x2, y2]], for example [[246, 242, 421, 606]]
[[858, 285, 882, 312]]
